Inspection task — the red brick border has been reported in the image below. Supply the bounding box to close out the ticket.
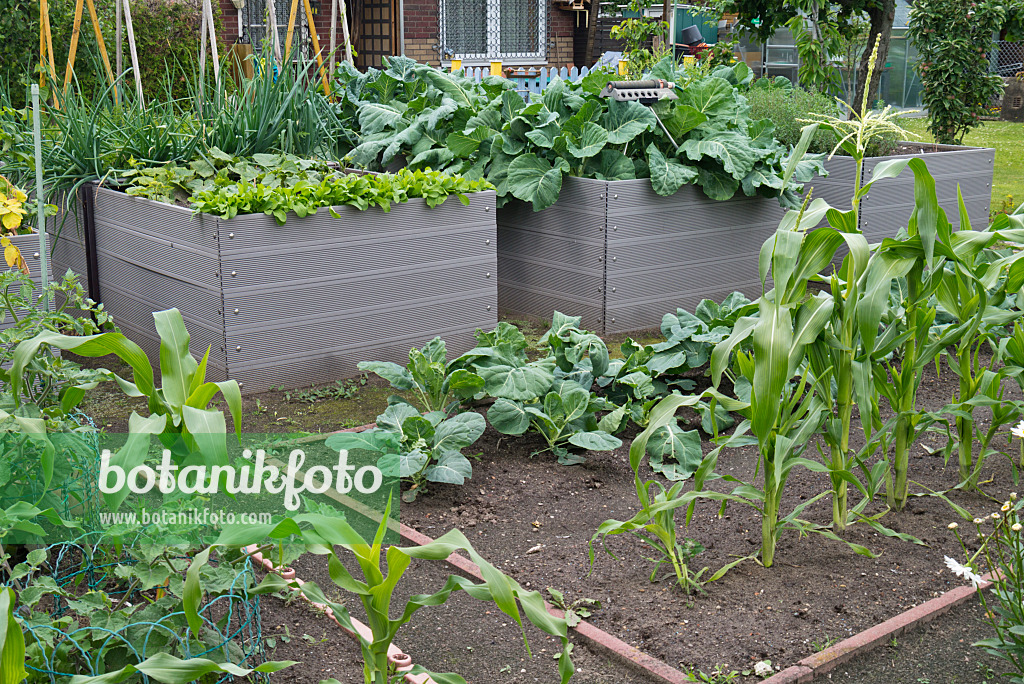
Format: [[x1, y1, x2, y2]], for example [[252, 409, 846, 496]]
[[761, 578, 991, 683]]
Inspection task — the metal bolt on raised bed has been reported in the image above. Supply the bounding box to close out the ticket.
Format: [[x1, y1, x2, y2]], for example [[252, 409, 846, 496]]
[[229, 232, 235, 238], [234, 308, 239, 314], [231, 271, 237, 276]]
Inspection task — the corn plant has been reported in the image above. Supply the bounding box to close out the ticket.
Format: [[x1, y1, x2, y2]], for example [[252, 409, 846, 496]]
[[209, 501, 576, 684], [591, 389, 748, 590], [11, 308, 242, 511]]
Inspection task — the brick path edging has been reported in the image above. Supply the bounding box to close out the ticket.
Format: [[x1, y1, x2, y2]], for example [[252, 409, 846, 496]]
[[761, 579, 991, 683]]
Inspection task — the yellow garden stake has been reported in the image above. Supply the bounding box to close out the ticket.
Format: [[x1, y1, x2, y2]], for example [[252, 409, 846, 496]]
[[450, 58, 462, 72], [284, 0, 300, 59], [617, 58, 628, 75], [489, 60, 502, 76], [301, 0, 331, 95], [86, 0, 118, 102], [39, 0, 57, 98], [62, 0, 86, 98]]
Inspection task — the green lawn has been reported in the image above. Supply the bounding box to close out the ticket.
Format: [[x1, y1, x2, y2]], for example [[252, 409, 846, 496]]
[[899, 117, 1024, 217]]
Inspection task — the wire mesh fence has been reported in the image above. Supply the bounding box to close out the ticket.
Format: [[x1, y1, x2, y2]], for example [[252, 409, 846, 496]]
[[10, 533, 264, 684], [991, 41, 1024, 78]]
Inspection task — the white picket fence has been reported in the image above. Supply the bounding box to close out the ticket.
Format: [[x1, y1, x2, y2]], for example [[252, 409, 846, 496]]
[[460, 65, 600, 100]]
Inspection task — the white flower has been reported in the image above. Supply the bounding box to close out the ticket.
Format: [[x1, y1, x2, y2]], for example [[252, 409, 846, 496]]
[[754, 660, 773, 677], [975, 518, 985, 524], [1013, 421, 1024, 440], [945, 556, 984, 587], [948, 522, 959, 530], [1013, 523, 1022, 532], [1003, 502, 1012, 512], [1013, 492, 1019, 501], [993, 512, 1002, 520]]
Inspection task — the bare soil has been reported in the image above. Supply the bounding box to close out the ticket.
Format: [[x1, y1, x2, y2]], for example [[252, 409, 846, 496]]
[[71, 321, 1021, 683]]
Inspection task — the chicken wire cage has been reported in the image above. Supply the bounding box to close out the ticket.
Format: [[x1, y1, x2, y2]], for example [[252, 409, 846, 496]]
[[9, 532, 265, 684]]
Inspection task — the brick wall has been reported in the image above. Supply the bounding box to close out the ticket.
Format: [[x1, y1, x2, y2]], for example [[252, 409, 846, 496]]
[[217, 0, 589, 69], [401, 0, 585, 68]]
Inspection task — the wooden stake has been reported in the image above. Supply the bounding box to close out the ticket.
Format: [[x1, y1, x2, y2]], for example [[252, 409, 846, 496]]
[[329, 0, 338, 77], [86, 0, 118, 101], [62, 0, 85, 97], [115, 0, 122, 77], [122, 0, 144, 105], [284, 0, 300, 59], [205, 0, 221, 87], [39, 0, 57, 93], [340, 0, 353, 66], [302, 0, 330, 94]]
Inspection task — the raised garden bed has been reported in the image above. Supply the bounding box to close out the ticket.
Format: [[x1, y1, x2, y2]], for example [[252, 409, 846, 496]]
[[812, 143, 996, 237], [497, 177, 785, 334], [47, 184, 498, 393]]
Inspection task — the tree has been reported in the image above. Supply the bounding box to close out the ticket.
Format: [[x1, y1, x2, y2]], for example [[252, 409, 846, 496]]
[[909, 0, 1006, 144], [718, 0, 893, 114]]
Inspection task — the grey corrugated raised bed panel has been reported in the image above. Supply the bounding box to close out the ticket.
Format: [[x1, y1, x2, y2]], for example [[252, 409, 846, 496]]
[[812, 142, 995, 236], [498, 176, 784, 334], [49, 185, 498, 394]]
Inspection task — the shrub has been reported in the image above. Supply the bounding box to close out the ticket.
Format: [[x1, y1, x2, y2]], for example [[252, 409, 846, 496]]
[[747, 79, 840, 154], [0, 0, 219, 108], [747, 77, 900, 156]]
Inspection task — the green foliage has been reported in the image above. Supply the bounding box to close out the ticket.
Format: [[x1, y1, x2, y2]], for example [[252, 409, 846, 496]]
[[487, 382, 621, 464], [336, 56, 823, 210], [908, 0, 1007, 145], [647, 292, 754, 377], [329, 405, 485, 501], [747, 80, 841, 155], [610, 17, 671, 80], [0, 0, 219, 109], [191, 168, 492, 225], [545, 588, 601, 627], [230, 506, 577, 684], [953, 498, 1024, 681], [0, 270, 112, 414], [359, 337, 484, 414], [11, 308, 242, 511]]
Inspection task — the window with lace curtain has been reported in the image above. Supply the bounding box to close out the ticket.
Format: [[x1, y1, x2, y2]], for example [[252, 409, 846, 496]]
[[439, 0, 546, 61]]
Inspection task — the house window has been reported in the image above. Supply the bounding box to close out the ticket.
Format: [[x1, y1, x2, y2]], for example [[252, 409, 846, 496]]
[[440, 0, 546, 61]]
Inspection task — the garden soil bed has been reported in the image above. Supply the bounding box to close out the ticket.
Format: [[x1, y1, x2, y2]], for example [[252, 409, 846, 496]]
[[74, 325, 1013, 682]]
